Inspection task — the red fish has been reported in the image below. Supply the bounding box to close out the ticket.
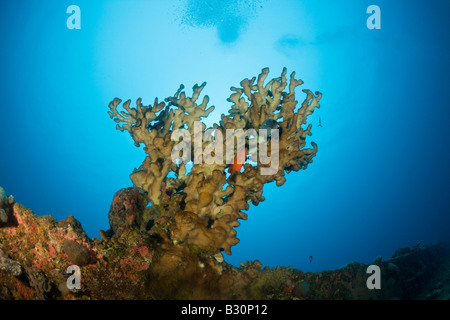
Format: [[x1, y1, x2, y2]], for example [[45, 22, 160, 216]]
[[228, 147, 248, 173]]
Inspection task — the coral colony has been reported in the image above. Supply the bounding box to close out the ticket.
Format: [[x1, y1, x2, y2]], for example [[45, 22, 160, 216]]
[[107, 67, 321, 256]]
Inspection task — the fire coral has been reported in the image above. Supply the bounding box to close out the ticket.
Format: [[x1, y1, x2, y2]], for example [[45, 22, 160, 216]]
[[108, 67, 322, 257]]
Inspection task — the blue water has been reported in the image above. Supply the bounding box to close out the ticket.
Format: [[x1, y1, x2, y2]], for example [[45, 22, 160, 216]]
[[1, 0, 449, 273]]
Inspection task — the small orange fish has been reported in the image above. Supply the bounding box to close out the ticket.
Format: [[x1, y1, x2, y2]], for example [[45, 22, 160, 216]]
[[228, 147, 248, 173], [309, 256, 313, 263]]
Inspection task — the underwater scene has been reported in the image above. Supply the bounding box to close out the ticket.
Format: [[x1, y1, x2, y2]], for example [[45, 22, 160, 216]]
[[1, 0, 449, 304]]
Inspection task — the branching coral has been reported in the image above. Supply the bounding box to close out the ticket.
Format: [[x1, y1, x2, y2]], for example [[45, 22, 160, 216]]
[[108, 67, 321, 256]]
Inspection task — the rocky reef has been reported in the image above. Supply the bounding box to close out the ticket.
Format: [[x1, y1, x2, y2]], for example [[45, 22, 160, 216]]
[[1, 69, 449, 300], [1, 190, 448, 300]]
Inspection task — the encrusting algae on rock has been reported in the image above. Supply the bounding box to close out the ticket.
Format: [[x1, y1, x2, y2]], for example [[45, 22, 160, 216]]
[[0, 68, 330, 300]]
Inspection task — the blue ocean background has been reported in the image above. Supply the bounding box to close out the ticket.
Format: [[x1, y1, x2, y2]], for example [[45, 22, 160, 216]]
[[1, 0, 449, 273]]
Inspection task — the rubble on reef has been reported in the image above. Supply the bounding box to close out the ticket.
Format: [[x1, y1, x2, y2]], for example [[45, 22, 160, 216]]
[[1, 69, 449, 300]]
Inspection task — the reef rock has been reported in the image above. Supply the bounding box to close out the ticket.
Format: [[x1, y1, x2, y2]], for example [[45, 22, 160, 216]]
[[0, 187, 13, 224], [0, 188, 448, 300], [63, 239, 92, 266], [0, 249, 22, 276]]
